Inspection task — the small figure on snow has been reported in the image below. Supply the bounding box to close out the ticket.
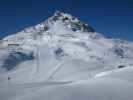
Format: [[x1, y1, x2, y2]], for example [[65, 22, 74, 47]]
[[8, 77, 11, 80]]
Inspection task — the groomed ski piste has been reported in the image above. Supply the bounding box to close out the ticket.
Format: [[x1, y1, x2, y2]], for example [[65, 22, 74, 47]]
[[0, 11, 133, 100]]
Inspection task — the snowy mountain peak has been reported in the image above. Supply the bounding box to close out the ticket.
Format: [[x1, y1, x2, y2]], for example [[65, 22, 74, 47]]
[[3, 11, 100, 46], [20, 11, 95, 34], [49, 11, 95, 32]]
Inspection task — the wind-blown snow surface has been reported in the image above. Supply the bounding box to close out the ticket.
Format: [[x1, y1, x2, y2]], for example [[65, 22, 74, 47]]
[[0, 11, 133, 100]]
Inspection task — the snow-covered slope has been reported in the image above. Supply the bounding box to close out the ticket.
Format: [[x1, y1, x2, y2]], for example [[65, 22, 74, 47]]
[[0, 11, 133, 100]]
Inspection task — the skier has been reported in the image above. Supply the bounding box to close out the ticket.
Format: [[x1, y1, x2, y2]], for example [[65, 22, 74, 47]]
[[8, 77, 11, 80], [7, 77, 11, 85]]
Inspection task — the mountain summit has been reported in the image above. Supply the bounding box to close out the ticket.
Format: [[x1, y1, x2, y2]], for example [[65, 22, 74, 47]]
[[22, 11, 95, 33], [3, 11, 101, 46], [48, 11, 95, 32]]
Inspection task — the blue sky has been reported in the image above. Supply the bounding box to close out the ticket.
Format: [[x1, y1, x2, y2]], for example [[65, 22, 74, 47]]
[[0, 0, 133, 41]]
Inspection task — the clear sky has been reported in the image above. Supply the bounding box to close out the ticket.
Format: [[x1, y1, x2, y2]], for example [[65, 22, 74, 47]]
[[0, 0, 133, 41]]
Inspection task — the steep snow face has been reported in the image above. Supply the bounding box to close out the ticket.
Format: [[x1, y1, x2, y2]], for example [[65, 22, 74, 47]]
[[0, 11, 133, 83]]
